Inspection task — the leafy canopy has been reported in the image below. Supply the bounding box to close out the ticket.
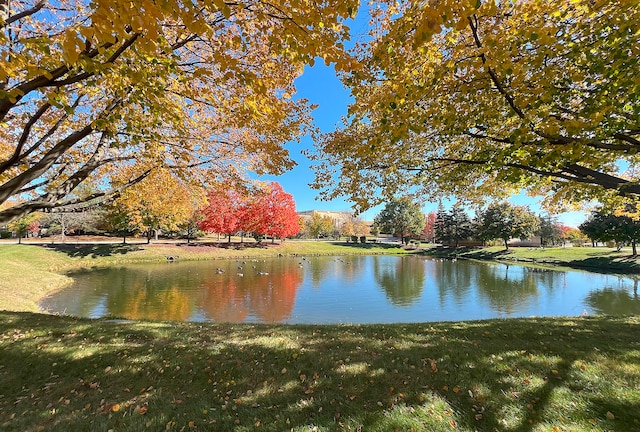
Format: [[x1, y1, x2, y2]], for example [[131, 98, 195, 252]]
[[0, 0, 358, 223], [373, 197, 425, 242], [311, 0, 640, 212], [476, 202, 539, 249]]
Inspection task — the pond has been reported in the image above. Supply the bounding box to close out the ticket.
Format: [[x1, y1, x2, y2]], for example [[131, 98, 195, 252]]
[[40, 255, 640, 324]]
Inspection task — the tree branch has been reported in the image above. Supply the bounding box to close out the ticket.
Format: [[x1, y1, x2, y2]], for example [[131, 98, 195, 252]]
[[1, 0, 45, 28]]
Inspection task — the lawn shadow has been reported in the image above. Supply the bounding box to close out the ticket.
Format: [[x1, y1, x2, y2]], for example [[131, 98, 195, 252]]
[[422, 246, 511, 260], [567, 256, 640, 273], [43, 243, 142, 258], [1, 312, 638, 432]]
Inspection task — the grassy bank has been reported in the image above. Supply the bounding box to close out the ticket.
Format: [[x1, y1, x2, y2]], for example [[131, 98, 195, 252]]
[[424, 246, 640, 274], [0, 241, 409, 312], [1, 312, 638, 431]]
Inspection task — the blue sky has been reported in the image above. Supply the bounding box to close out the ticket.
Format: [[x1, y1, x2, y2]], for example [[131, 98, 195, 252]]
[[262, 62, 588, 227], [261, 9, 588, 227]]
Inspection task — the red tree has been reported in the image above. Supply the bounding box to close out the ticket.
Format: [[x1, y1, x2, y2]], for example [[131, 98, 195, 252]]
[[198, 188, 245, 242], [245, 182, 300, 243], [421, 211, 437, 243]]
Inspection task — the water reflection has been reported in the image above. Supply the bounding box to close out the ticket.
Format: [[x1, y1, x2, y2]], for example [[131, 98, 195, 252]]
[[433, 260, 473, 306], [40, 256, 640, 324], [199, 260, 302, 322], [586, 277, 640, 315], [373, 256, 425, 306], [475, 264, 540, 314], [45, 259, 303, 323]]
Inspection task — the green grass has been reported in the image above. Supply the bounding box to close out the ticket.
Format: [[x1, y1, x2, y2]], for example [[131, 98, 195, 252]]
[[1, 312, 638, 431]]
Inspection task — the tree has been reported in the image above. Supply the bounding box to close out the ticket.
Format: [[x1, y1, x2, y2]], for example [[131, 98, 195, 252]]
[[563, 226, 588, 246], [0, 0, 358, 224], [311, 1, 640, 213], [6, 211, 40, 243], [108, 168, 204, 243], [180, 212, 204, 244], [198, 187, 245, 243], [476, 203, 539, 250], [243, 182, 299, 243], [579, 210, 640, 255], [340, 218, 355, 241], [373, 197, 425, 245], [421, 211, 437, 243], [103, 203, 140, 244], [434, 206, 474, 248], [304, 213, 335, 239], [340, 215, 369, 242], [537, 214, 563, 247]]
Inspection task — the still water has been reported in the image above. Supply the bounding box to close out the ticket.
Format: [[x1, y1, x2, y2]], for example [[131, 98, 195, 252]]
[[40, 255, 640, 324]]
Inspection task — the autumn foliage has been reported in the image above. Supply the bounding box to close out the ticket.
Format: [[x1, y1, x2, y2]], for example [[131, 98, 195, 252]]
[[0, 0, 357, 224], [198, 182, 299, 242], [312, 0, 640, 212]]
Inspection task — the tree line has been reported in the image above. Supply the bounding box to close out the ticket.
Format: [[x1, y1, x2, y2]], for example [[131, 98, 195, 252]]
[[2, 181, 302, 244], [371, 198, 585, 250]]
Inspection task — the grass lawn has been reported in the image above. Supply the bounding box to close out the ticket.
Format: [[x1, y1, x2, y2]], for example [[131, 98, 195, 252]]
[[1, 241, 640, 431], [1, 312, 638, 431]]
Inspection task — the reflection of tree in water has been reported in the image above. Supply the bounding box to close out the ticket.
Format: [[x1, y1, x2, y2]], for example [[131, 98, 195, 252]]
[[586, 284, 640, 315], [527, 267, 566, 293], [373, 256, 425, 306], [433, 260, 473, 305], [304, 256, 367, 288], [45, 259, 304, 323], [199, 259, 302, 323], [475, 264, 541, 315], [103, 266, 196, 321]]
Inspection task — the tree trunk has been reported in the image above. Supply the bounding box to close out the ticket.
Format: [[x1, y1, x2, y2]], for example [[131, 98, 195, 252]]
[[123, 234, 127, 244], [17, 234, 22, 244], [633, 241, 637, 256], [228, 233, 231, 243], [504, 238, 509, 250], [60, 217, 66, 244]]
